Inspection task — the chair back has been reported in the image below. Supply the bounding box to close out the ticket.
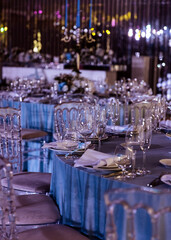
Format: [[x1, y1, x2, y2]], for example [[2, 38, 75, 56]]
[[0, 91, 21, 109], [104, 187, 171, 240], [0, 159, 18, 240], [0, 107, 22, 173], [54, 99, 93, 140], [130, 101, 152, 125]]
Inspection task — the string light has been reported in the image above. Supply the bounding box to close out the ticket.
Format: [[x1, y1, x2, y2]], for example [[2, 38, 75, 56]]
[[128, 28, 133, 37], [141, 31, 146, 38], [106, 30, 110, 35]]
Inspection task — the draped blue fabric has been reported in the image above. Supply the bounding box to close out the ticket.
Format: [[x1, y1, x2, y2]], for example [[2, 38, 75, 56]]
[[50, 152, 171, 240], [50, 152, 134, 239], [20, 102, 54, 132], [1, 100, 55, 132]]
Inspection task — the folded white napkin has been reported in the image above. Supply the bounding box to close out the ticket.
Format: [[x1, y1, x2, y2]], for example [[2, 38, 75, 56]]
[[42, 140, 78, 150], [42, 140, 90, 151], [106, 125, 129, 133], [160, 120, 171, 129], [24, 97, 42, 103], [74, 149, 127, 168]]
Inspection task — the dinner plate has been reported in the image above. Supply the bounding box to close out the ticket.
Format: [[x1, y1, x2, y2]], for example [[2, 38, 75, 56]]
[[166, 133, 171, 139], [52, 143, 94, 155], [84, 165, 121, 171], [50, 147, 85, 155], [159, 159, 171, 167], [161, 174, 171, 186], [79, 135, 108, 142], [105, 125, 129, 136]]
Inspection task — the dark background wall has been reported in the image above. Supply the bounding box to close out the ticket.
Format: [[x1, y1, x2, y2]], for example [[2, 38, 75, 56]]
[[0, 0, 170, 73]]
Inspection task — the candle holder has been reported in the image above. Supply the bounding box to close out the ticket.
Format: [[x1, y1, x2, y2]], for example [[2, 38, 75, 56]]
[[61, 28, 71, 43], [86, 29, 95, 43]]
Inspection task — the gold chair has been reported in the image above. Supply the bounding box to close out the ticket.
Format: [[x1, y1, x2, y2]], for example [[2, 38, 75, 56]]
[[104, 187, 171, 240]]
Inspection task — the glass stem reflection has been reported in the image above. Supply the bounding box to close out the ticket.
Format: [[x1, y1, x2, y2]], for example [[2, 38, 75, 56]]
[[142, 150, 146, 172], [98, 138, 101, 151]]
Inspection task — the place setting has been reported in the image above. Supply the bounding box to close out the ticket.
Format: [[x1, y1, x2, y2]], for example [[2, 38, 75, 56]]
[[73, 148, 128, 172], [42, 139, 92, 156]]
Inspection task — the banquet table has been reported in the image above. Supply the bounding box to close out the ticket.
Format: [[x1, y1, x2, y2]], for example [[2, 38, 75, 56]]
[[0, 93, 171, 239], [50, 133, 171, 240]]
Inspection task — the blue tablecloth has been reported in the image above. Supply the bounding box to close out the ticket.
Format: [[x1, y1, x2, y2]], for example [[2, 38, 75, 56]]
[[20, 102, 54, 132], [50, 133, 171, 239]]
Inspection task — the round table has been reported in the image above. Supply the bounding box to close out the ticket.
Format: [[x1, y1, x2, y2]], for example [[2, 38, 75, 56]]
[[50, 133, 171, 239]]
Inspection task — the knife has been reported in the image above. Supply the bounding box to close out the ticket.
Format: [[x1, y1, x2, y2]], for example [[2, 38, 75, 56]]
[[102, 171, 122, 178], [146, 173, 167, 187]]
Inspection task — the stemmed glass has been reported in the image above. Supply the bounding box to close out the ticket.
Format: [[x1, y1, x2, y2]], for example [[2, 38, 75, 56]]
[[94, 102, 107, 150], [106, 99, 119, 132], [125, 124, 140, 178], [96, 121, 106, 150], [138, 118, 152, 175], [113, 145, 131, 180], [77, 106, 94, 150]]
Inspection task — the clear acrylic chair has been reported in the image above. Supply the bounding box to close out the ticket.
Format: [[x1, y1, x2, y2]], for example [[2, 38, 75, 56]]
[[0, 93, 48, 162], [54, 99, 92, 141], [0, 161, 18, 240], [104, 187, 171, 240], [0, 107, 51, 194], [0, 156, 60, 235], [130, 101, 152, 125], [0, 158, 88, 240]]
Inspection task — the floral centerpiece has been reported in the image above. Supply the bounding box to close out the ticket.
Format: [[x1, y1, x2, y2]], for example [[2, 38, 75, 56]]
[[54, 73, 89, 94]]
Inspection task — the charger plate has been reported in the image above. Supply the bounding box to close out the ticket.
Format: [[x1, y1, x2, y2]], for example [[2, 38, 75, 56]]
[[84, 164, 121, 171], [159, 159, 171, 167], [161, 174, 171, 186]]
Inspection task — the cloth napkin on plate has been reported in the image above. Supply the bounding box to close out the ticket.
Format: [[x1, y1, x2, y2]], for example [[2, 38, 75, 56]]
[[42, 140, 78, 150], [106, 125, 129, 134], [42, 140, 91, 151], [160, 120, 171, 130], [74, 149, 126, 168]]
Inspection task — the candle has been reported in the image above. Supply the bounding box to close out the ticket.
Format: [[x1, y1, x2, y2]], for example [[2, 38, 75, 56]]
[[76, 0, 80, 28], [65, 0, 68, 28], [89, 0, 92, 29]]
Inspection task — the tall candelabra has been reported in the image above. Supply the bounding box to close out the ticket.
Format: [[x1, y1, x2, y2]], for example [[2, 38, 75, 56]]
[[61, 0, 95, 72]]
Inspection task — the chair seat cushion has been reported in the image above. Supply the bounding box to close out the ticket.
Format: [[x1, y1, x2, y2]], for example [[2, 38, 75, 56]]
[[15, 194, 60, 225], [18, 224, 89, 240], [1, 172, 51, 193], [21, 128, 48, 140]]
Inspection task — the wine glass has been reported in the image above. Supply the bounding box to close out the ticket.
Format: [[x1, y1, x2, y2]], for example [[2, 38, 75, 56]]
[[77, 106, 94, 150], [138, 118, 152, 175], [96, 121, 106, 150], [106, 99, 119, 132], [113, 145, 131, 180], [125, 124, 140, 178]]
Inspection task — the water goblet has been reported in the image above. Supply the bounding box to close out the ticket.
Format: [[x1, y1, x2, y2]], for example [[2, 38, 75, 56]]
[[113, 145, 131, 180], [96, 121, 106, 150], [77, 106, 94, 150]]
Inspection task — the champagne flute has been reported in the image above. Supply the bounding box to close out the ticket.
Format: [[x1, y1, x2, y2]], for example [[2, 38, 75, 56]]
[[125, 124, 140, 178], [106, 99, 119, 132], [96, 121, 106, 150], [138, 118, 152, 175]]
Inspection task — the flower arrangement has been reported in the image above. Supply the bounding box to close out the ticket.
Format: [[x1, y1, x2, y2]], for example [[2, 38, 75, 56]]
[[54, 73, 86, 94]]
